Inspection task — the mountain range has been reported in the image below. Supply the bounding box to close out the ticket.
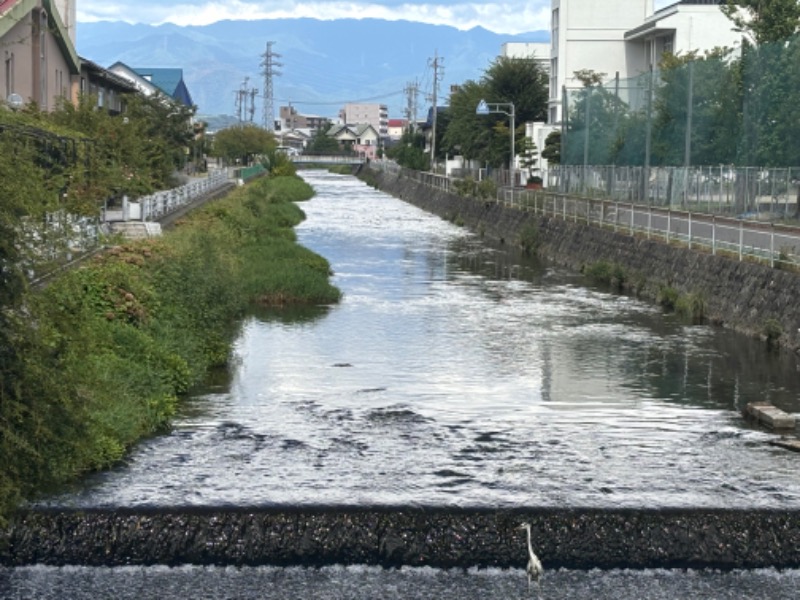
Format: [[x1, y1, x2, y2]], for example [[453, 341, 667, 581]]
[[77, 18, 548, 121]]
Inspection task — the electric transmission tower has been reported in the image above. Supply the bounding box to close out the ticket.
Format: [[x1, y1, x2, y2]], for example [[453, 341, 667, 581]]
[[261, 41, 282, 131]]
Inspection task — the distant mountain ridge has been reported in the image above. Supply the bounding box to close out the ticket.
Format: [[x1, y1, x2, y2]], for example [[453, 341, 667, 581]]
[[77, 18, 548, 119]]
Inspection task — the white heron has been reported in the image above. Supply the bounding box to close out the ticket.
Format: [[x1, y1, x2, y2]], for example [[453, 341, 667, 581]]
[[518, 522, 544, 595]]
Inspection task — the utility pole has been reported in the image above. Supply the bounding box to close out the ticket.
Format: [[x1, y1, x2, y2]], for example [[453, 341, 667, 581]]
[[248, 87, 259, 122], [261, 41, 282, 131], [428, 52, 443, 172], [404, 80, 419, 133], [235, 77, 249, 122]]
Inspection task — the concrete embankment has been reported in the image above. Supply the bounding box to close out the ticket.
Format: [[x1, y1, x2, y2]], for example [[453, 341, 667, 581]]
[[2, 506, 799, 569], [361, 167, 800, 353]]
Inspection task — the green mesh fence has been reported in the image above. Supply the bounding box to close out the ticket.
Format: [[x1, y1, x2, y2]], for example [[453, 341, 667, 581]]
[[555, 34, 800, 216], [562, 35, 800, 169]]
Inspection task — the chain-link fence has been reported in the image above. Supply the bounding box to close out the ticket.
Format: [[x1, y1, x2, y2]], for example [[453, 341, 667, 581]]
[[555, 33, 800, 217]]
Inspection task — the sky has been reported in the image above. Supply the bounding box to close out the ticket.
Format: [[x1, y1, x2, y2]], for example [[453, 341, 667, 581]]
[[78, 1, 676, 36]]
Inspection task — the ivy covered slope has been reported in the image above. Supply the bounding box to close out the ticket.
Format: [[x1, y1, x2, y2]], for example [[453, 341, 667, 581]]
[[0, 175, 340, 521]]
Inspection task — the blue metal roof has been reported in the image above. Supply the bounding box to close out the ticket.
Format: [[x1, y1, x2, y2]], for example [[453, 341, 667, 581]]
[[132, 67, 194, 107]]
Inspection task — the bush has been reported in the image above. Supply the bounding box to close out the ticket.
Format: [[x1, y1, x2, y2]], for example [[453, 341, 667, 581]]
[[0, 175, 340, 522]]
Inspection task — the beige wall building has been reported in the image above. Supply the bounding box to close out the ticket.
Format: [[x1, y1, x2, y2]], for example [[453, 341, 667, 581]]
[[1, 0, 79, 111]]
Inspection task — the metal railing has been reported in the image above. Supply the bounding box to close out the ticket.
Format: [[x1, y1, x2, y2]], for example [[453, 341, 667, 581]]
[[372, 161, 800, 269], [500, 189, 800, 269], [138, 170, 230, 222]]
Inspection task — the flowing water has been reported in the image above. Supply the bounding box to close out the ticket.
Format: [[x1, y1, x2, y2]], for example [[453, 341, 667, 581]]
[[11, 170, 800, 597]]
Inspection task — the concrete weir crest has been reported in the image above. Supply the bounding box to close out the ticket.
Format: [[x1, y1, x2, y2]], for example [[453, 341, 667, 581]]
[[2, 506, 799, 569]]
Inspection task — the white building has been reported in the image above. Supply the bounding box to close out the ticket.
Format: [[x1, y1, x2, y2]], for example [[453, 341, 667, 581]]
[[501, 42, 551, 73], [548, 1, 741, 124]]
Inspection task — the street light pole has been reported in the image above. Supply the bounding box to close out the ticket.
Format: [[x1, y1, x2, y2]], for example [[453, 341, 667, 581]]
[[476, 99, 516, 191]]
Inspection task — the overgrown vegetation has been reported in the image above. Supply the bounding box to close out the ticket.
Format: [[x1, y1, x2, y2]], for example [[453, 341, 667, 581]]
[[763, 318, 783, 348], [674, 292, 706, 323], [518, 223, 539, 255], [0, 175, 340, 523], [583, 261, 627, 291]]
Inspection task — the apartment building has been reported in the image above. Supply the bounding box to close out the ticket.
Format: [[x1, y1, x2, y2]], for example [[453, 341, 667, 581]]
[[279, 105, 329, 133]]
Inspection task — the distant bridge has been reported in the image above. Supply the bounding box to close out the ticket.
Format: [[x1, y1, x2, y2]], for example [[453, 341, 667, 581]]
[[290, 154, 367, 166]]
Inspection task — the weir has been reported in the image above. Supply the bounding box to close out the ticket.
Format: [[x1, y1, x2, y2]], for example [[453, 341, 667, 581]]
[[3, 506, 800, 569]]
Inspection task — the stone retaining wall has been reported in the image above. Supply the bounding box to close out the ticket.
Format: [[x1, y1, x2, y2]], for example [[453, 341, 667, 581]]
[[363, 167, 800, 353], [2, 507, 799, 569]]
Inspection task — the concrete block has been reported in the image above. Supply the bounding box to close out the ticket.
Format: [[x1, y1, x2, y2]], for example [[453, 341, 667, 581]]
[[744, 402, 797, 430]]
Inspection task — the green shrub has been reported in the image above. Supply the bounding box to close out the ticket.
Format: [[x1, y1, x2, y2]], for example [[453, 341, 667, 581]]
[[0, 175, 340, 522], [675, 292, 706, 323], [658, 285, 679, 310], [584, 261, 626, 291], [477, 178, 497, 200], [763, 318, 782, 347], [518, 223, 539, 255]]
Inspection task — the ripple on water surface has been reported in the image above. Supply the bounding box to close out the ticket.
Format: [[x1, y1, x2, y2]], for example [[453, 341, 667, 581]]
[[38, 170, 800, 510]]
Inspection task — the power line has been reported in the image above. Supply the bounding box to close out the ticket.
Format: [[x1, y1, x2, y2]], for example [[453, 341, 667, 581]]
[[269, 89, 405, 106]]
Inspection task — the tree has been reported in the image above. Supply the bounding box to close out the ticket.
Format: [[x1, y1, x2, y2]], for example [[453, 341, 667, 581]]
[[441, 79, 490, 162], [563, 69, 629, 165], [387, 127, 429, 170], [441, 56, 549, 170], [211, 124, 277, 165], [652, 49, 741, 166], [721, 0, 800, 45], [305, 123, 340, 155], [541, 130, 561, 165]]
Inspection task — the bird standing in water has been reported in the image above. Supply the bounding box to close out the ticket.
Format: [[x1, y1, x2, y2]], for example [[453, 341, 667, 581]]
[[518, 522, 544, 595]]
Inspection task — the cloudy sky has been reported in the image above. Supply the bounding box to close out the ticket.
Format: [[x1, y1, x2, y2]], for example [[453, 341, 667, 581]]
[[78, 1, 676, 36]]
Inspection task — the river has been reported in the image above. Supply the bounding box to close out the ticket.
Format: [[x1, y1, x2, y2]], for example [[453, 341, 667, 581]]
[[5, 170, 800, 598]]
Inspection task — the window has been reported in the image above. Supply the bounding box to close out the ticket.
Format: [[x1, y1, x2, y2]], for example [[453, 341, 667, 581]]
[[551, 8, 559, 49]]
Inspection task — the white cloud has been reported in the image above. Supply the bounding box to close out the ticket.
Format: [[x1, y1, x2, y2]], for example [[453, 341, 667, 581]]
[[78, 1, 552, 34], [77, 1, 681, 34]]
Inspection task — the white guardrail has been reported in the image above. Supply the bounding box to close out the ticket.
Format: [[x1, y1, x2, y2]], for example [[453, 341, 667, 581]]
[[373, 161, 800, 269], [102, 170, 231, 223], [139, 170, 230, 221]]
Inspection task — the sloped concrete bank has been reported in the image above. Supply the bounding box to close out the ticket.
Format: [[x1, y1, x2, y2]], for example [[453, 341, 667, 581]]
[[361, 167, 800, 353], [2, 506, 799, 569]]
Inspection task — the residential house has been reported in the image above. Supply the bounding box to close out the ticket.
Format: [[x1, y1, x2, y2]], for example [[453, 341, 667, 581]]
[[1, 0, 79, 111], [548, 0, 740, 124], [387, 118, 408, 142], [339, 103, 388, 139], [77, 58, 137, 114], [326, 123, 380, 160], [107, 62, 195, 107]]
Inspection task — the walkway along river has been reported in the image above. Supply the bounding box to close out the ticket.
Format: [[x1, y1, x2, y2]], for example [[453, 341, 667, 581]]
[[2, 170, 800, 598]]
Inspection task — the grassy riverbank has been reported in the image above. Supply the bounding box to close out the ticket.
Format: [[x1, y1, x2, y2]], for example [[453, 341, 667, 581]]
[[0, 175, 340, 522]]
